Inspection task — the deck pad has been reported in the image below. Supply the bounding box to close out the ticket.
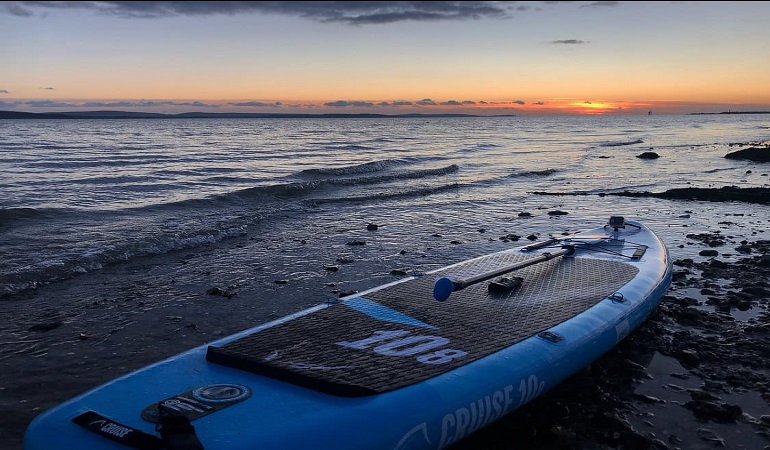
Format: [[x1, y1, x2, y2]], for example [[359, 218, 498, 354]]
[[207, 253, 639, 396]]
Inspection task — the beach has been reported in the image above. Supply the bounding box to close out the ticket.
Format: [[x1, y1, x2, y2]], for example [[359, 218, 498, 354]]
[[1, 116, 768, 449]]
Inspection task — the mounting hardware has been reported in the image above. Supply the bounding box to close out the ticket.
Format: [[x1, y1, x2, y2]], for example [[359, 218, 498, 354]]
[[607, 216, 626, 231]]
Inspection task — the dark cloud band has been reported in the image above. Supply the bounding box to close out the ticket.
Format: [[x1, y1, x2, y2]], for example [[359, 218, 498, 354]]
[[3, 1, 514, 23]]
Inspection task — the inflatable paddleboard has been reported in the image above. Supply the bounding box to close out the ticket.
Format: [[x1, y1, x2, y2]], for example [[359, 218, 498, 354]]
[[24, 216, 672, 450]]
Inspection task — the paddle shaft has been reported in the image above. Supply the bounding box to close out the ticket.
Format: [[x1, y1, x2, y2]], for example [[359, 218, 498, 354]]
[[452, 247, 572, 291]]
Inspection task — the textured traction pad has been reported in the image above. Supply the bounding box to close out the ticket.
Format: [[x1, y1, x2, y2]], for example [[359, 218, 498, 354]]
[[207, 253, 638, 396]]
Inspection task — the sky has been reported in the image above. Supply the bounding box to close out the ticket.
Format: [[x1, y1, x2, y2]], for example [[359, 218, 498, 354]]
[[2, 1, 770, 116]]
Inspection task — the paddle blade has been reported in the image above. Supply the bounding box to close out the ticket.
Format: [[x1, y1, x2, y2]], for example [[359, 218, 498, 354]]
[[433, 277, 456, 302]]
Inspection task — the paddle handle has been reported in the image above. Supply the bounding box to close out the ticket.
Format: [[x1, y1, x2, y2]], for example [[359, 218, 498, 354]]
[[433, 246, 574, 301]]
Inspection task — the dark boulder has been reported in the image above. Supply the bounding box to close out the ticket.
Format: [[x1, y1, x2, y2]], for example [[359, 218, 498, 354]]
[[724, 146, 770, 162]]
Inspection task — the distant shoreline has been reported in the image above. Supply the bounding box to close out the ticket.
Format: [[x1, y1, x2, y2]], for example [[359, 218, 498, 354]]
[[689, 111, 770, 115], [0, 110, 515, 120]]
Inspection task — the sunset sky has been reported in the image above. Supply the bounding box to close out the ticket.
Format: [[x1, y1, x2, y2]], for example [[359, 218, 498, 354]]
[[2, 1, 770, 115]]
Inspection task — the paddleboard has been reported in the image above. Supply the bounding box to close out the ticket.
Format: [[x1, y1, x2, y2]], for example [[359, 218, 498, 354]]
[[24, 216, 672, 450]]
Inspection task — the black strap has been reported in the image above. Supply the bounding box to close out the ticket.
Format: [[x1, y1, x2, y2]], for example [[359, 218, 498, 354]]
[[72, 410, 164, 450], [157, 403, 205, 450]]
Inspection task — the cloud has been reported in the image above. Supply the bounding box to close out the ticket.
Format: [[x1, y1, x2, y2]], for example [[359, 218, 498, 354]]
[[513, 100, 525, 105], [0, 89, 8, 94], [0, 101, 21, 107], [550, 39, 588, 45], [3, 1, 515, 24], [461, 100, 476, 105], [18, 99, 220, 108], [581, 1, 620, 8], [440, 100, 462, 106], [24, 100, 76, 107], [324, 100, 374, 107], [534, 101, 545, 105], [228, 101, 281, 107], [379, 100, 414, 107], [416, 98, 437, 106], [80, 100, 219, 108], [39, 86, 55, 90]]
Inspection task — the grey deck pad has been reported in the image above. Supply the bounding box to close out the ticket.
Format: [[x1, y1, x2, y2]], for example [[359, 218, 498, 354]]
[[207, 253, 639, 396]]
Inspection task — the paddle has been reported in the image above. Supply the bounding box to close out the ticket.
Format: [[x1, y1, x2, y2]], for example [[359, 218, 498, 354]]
[[433, 245, 575, 301]]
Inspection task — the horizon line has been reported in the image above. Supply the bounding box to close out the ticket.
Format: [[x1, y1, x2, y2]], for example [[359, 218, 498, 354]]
[[3, 109, 770, 119]]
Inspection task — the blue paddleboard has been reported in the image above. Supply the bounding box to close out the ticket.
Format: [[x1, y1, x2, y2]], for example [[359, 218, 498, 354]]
[[24, 216, 672, 450]]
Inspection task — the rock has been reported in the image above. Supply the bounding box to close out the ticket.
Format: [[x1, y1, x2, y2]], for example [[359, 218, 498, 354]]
[[366, 223, 378, 231], [724, 146, 770, 162], [699, 250, 719, 257], [637, 151, 660, 159], [613, 186, 770, 205], [28, 321, 63, 332], [346, 240, 366, 246], [685, 400, 742, 423], [548, 210, 568, 216], [675, 349, 701, 367], [735, 244, 752, 254], [206, 286, 236, 298]]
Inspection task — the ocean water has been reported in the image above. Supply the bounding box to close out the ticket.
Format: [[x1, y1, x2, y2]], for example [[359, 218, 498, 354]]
[[2, 115, 768, 299], [1, 115, 769, 448]]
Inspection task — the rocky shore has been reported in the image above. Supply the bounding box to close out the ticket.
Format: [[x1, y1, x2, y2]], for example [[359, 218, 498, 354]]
[[454, 235, 770, 450]]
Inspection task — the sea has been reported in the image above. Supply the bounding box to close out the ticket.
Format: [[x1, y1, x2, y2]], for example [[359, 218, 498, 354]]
[[1, 114, 769, 449]]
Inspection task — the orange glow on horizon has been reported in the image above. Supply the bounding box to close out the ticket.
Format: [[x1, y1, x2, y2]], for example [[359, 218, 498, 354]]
[[2, 95, 759, 116]]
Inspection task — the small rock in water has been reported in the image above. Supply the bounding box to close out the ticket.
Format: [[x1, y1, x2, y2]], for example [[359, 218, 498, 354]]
[[27, 321, 63, 332], [206, 287, 223, 296], [206, 287, 237, 298], [637, 151, 660, 159], [367, 223, 378, 231]]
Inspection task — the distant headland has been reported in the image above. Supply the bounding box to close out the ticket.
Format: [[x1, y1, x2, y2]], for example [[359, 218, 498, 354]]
[[0, 110, 515, 119], [689, 111, 770, 115]]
